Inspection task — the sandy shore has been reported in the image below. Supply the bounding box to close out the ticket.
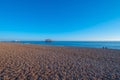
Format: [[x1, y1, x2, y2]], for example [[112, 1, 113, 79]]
[[0, 42, 120, 80]]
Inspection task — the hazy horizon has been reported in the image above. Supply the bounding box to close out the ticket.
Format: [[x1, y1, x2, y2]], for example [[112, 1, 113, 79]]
[[0, 0, 120, 41]]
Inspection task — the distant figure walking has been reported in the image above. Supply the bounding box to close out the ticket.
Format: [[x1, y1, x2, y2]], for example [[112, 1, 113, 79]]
[[102, 46, 108, 49]]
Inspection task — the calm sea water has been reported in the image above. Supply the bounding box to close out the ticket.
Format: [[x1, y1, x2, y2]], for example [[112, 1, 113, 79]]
[[20, 41, 120, 50]]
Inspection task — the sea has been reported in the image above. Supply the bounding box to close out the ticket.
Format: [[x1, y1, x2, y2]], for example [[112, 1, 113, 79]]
[[18, 41, 120, 50]]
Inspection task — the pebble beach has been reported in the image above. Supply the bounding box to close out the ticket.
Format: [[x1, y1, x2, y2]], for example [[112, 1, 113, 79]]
[[0, 42, 120, 80]]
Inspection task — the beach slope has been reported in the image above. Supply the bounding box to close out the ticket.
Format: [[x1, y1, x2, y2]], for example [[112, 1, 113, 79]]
[[0, 43, 120, 80]]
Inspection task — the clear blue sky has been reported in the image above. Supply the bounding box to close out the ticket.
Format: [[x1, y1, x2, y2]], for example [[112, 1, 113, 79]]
[[0, 0, 120, 41]]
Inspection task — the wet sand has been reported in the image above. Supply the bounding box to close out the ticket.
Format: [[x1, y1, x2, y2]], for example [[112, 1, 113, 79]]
[[0, 42, 120, 80]]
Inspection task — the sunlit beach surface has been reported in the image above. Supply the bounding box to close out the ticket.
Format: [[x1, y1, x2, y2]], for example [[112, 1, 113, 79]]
[[0, 42, 120, 80]]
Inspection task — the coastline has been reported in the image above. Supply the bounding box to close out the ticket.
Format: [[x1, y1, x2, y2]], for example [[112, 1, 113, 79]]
[[1, 41, 120, 50], [0, 42, 120, 79]]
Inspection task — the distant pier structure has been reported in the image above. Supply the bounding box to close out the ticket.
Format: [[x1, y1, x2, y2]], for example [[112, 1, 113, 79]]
[[45, 39, 52, 42]]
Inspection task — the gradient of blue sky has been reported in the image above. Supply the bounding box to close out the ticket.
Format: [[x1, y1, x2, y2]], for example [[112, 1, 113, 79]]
[[0, 0, 120, 41]]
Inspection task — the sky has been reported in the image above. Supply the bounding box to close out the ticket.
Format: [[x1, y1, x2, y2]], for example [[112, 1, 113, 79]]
[[0, 0, 120, 41]]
